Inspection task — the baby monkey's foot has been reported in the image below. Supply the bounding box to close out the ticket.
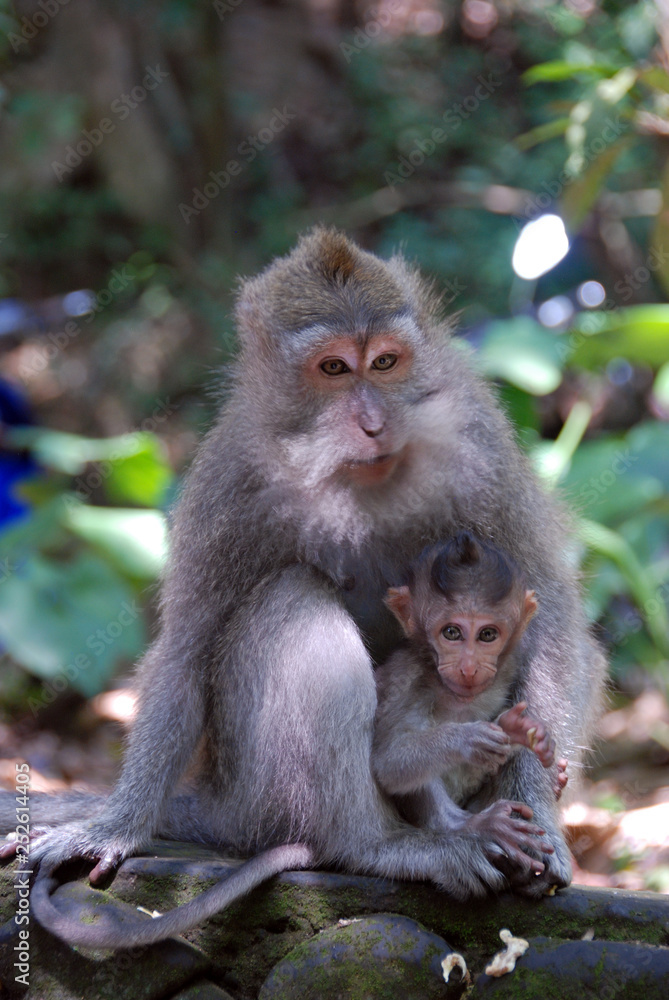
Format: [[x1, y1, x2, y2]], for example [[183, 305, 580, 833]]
[[496, 701, 556, 768], [555, 758, 568, 800]]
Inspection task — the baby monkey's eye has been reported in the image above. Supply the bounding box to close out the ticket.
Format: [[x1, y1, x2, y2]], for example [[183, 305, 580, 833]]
[[372, 353, 397, 371], [442, 624, 463, 641], [320, 358, 350, 376], [478, 627, 499, 643]]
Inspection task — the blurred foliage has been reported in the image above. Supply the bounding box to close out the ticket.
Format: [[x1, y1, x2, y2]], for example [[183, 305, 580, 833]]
[[0, 430, 171, 695], [0, 0, 668, 702]]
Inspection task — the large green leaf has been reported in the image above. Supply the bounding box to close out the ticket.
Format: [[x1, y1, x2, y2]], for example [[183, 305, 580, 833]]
[[7, 428, 173, 507], [478, 317, 564, 395], [568, 306, 669, 368], [64, 505, 167, 580], [560, 425, 669, 524], [0, 552, 144, 696], [104, 438, 173, 507]]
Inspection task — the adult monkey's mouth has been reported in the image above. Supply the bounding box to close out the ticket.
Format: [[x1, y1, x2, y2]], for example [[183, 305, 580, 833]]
[[350, 453, 393, 466], [344, 451, 401, 484]]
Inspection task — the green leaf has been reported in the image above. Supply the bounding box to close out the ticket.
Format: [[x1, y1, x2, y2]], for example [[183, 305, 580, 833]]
[[7, 428, 105, 474], [560, 428, 667, 524], [497, 384, 541, 435], [6, 428, 173, 507], [515, 117, 570, 151], [478, 317, 564, 395], [638, 65, 669, 94], [532, 401, 592, 485], [523, 61, 620, 85], [0, 553, 144, 696], [104, 438, 173, 507], [64, 505, 167, 580], [568, 305, 669, 368]]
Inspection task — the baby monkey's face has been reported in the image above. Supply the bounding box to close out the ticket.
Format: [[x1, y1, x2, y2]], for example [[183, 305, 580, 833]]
[[427, 589, 538, 700], [385, 579, 538, 703]]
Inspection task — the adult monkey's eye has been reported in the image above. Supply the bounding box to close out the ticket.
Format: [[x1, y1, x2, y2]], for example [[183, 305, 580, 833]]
[[442, 625, 462, 641], [320, 358, 350, 376], [372, 353, 398, 371], [478, 627, 499, 643]]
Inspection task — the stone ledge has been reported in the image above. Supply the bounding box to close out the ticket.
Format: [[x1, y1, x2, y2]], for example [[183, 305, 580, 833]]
[[1, 840, 668, 999]]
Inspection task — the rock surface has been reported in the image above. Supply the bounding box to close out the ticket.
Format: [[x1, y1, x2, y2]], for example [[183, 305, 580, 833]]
[[0, 841, 668, 999], [259, 913, 462, 999]]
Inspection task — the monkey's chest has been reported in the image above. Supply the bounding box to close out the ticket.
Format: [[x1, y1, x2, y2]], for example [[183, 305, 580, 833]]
[[342, 577, 403, 665], [322, 555, 405, 665]]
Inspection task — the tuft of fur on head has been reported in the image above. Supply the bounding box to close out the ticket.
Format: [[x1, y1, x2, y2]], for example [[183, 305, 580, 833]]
[[424, 531, 524, 608], [316, 231, 357, 284], [234, 226, 447, 356]]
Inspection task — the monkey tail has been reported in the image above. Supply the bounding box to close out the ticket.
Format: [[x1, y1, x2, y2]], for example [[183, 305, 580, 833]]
[[30, 843, 314, 949]]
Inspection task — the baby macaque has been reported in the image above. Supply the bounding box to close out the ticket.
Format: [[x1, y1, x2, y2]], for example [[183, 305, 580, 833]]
[[373, 531, 567, 875]]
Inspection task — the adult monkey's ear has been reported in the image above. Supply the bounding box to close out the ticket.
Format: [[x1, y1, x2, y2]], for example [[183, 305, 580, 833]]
[[384, 586, 415, 637]]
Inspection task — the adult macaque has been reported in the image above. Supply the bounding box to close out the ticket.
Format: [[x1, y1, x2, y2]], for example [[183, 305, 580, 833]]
[[373, 532, 568, 863], [0, 228, 605, 948]]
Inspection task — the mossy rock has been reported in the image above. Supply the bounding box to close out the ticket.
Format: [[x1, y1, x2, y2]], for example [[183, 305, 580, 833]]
[[473, 937, 669, 998], [259, 913, 464, 999]]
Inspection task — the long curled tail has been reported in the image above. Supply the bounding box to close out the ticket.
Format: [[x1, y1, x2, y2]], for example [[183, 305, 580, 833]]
[[30, 843, 314, 948]]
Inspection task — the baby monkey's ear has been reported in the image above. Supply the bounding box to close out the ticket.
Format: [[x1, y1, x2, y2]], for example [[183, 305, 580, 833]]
[[384, 586, 415, 637], [521, 590, 538, 631]]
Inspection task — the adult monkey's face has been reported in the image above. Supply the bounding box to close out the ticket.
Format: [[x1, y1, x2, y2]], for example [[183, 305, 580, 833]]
[[233, 226, 448, 493], [302, 332, 414, 486]]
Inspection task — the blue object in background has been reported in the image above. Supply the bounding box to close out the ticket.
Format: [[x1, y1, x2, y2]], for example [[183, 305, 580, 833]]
[[0, 378, 37, 528]]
